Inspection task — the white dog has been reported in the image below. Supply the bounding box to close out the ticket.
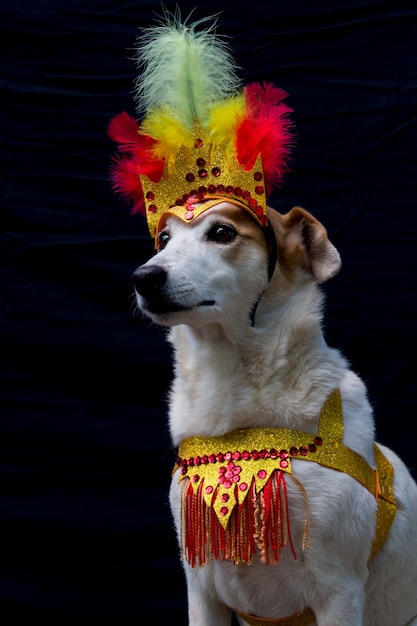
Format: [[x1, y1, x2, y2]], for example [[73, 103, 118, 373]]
[[132, 202, 417, 626]]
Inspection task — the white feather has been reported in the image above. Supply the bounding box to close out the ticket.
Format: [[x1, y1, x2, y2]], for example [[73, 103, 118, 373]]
[[133, 8, 242, 129]]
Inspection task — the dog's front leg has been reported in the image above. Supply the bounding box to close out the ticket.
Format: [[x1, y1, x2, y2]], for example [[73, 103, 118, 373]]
[[185, 567, 232, 626], [170, 478, 233, 625]]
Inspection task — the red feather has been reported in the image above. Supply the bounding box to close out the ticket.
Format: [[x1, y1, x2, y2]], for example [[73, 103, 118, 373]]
[[108, 112, 165, 215], [109, 156, 145, 215], [236, 83, 294, 194], [245, 82, 289, 110], [107, 111, 141, 150]]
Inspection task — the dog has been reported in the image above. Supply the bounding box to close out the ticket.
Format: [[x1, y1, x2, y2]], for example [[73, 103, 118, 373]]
[[132, 201, 417, 626]]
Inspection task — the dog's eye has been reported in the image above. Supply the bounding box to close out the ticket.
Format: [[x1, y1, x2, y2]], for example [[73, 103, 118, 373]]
[[158, 231, 170, 250], [207, 224, 237, 244]]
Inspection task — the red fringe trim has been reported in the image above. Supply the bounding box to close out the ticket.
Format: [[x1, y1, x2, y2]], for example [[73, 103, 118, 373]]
[[181, 470, 297, 567]]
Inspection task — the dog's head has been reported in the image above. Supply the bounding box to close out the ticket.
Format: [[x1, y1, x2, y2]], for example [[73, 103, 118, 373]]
[[132, 203, 341, 329]]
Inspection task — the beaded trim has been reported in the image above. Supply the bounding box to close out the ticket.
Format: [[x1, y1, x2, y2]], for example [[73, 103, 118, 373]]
[[176, 434, 323, 474]]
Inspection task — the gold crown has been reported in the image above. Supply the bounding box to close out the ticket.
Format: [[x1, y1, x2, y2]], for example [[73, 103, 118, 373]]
[[140, 124, 267, 239]]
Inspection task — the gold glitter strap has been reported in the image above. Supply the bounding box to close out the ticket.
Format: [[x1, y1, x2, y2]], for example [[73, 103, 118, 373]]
[[235, 606, 316, 626], [311, 389, 377, 494], [369, 443, 396, 560]]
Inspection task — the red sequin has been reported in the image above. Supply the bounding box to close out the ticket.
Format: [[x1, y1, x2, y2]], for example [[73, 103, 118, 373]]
[[254, 171, 263, 181]]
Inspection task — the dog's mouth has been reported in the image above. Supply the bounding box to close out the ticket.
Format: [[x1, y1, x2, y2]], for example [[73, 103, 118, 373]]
[[142, 297, 216, 316]]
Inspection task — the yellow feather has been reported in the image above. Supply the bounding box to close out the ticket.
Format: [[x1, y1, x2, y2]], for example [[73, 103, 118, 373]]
[[208, 95, 245, 148], [141, 108, 194, 169]]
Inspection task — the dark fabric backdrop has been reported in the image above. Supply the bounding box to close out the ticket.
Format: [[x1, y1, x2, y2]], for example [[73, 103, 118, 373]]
[[1, 0, 416, 623]]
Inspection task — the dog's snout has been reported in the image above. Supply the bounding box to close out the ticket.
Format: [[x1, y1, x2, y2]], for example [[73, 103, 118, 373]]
[[132, 265, 168, 298]]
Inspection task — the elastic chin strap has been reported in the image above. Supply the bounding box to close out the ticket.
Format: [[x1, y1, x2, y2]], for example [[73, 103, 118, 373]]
[[249, 221, 277, 327]]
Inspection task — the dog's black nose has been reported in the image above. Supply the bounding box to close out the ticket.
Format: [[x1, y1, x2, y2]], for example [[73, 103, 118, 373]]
[[132, 265, 168, 298]]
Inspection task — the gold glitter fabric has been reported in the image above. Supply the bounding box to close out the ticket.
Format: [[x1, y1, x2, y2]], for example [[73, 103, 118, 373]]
[[175, 388, 396, 567], [235, 606, 316, 626]]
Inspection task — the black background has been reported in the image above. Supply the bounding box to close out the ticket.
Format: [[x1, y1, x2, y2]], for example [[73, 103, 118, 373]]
[[1, 1, 416, 623]]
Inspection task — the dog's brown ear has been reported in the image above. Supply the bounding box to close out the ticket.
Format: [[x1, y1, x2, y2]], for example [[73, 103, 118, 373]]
[[269, 206, 341, 284]]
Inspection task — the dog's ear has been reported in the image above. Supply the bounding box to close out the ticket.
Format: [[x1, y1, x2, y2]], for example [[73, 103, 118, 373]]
[[268, 206, 341, 284]]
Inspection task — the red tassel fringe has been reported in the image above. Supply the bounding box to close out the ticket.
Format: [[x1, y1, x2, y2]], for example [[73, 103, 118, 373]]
[[181, 470, 297, 567]]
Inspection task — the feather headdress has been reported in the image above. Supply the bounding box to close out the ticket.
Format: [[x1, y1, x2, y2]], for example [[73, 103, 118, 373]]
[[108, 10, 294, 239]]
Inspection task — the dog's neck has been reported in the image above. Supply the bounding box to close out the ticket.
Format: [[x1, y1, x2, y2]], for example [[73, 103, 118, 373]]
[[167, 284, 346, 445]]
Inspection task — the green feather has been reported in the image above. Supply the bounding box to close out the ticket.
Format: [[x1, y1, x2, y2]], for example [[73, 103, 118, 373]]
[[134, 8, 242, 130]]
